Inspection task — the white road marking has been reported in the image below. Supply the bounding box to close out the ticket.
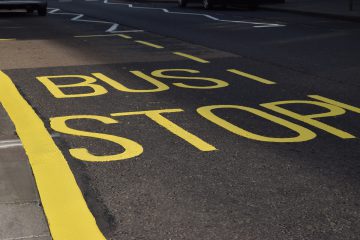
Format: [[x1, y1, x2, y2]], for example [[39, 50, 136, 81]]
[[0, 139, 22, 149], [0, 134, 60, 149], [103, 0, 285, 28], [74, 31, 142, 38], [47, 8, 142, 33], [85, 0, 99, 1], [2, 234, 50, 240]]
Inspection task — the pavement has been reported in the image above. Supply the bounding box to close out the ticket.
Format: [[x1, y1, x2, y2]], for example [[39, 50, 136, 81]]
[[0, 1, 359, 240], [0, 106, 51, 239], [261, 0, 360, 21]]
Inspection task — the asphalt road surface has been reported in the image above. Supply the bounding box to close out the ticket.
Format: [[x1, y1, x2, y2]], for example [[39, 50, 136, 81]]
[[0, 1, 359, 239]]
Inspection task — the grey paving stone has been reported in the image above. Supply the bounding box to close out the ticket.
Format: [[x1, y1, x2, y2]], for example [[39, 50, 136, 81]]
[[0, 203, 50, 239], [0, 147, 38, 204], [22, 235, 52, 240], [0, 106, 15, 137], [0, 106, 51, 239]]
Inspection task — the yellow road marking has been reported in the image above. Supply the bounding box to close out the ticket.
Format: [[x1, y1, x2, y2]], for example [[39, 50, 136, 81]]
[[261, 99, 357, 139], [118, 34, 132, 39], [308, 95, 360, 113], [111, 109, 217, 152], [227, 69, 276, 85], [173, 52, 209, 63], [0, 38, 16, 41], [0, 71, 105, 240], [135, 40, 164, 49]]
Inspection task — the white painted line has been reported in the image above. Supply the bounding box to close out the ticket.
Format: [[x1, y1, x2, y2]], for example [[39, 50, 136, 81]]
[[115, 29, 144, 33], [2, 234, 50, 240], [107, 23, 119, 33], [0, 134, 60, 149], [47, 8, 142, 33], [0, 139, 22, 149], [103, 0, 285, 28], [0, 139, 21, 144], [0, 142, 22, 149], [74, 31, 142, 38], [74, 33, 119, 38]]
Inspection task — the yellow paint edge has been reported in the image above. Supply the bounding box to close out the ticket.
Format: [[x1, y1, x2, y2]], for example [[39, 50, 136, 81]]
[[0, 71, 106, 240], [135, 40, 164, 49], [118, 34, 132, 39], [0, 38, 16, 41], [173, 52, 209, 63], [227, 69, 276, 85]]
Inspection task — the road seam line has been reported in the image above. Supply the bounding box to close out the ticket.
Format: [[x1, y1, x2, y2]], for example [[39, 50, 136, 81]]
[[74, 31, 141, 38], [74, 34, 117, 38], [173, 52, 210, 63], [227, 69, 276, 84], [0, 71, 105, 240]]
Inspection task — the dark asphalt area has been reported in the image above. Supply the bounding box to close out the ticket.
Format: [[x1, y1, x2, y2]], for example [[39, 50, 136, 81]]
[[1, 1, 360, 239]]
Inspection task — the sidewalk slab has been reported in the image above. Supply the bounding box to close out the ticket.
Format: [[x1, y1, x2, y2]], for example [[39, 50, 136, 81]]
[[0, 105, 51, 240], [0, 204, 50, 240], [0, 107, 15, 137], [0, 147, 38, 204]]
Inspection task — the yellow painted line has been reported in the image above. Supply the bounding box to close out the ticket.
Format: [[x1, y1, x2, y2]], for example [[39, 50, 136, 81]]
[[0, 71, 105, 240], [135, 40, 164, 49], [173, 52, 209, 63], [111, 109, 217, 152], [227, 69, 276, 85], [308, 95, 360, 113], [118, 34, 132, 39], [0, 38, 16, 41]]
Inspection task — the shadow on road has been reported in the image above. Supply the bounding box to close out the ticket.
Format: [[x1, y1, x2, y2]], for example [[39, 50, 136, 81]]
[[0, 11, 33, 18]]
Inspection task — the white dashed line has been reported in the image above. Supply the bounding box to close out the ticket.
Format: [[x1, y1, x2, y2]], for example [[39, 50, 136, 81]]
[[47, 8, 143, 33], [103, 0, 285, 28]]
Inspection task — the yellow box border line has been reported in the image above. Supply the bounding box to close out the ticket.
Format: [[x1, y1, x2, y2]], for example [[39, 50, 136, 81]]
[[227, 69, 276, 85], [0, 71, 106, 240], [172, 52, 210, 64], [135, 40, 164, 49]]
